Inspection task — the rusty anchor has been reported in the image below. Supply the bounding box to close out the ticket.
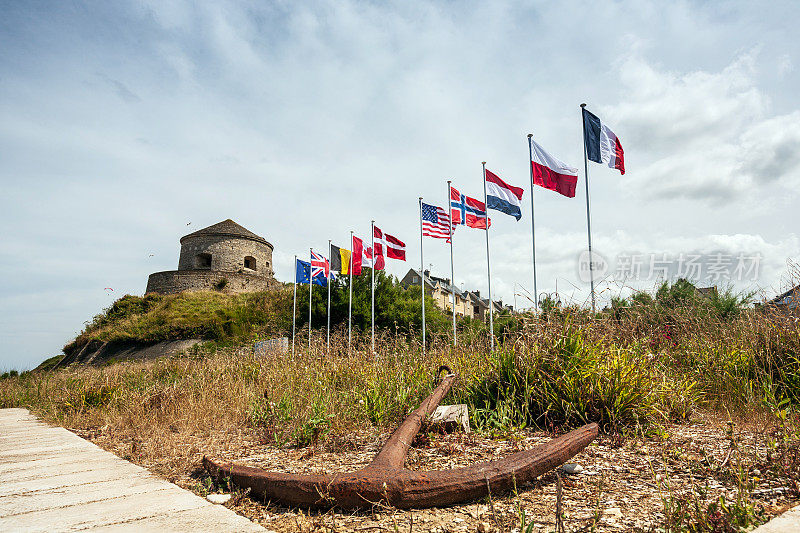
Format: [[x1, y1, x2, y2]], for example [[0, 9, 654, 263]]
[[203, 366, 598, 509]]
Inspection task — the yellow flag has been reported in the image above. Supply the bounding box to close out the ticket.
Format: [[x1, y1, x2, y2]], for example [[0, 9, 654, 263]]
[[340, 248, 352, 275]]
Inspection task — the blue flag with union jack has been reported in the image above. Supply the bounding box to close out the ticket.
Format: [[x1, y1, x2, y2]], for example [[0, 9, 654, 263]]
[[295, 258, 326, 286]]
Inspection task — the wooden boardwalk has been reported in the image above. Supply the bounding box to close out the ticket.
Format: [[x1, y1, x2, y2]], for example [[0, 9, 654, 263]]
[[0, 408, 265, 532]]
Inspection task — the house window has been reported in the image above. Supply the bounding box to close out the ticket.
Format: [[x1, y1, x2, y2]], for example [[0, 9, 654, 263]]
[[195, 253, 212, 269], [413, 276, 420, 283], [244, 256, 256, 270]]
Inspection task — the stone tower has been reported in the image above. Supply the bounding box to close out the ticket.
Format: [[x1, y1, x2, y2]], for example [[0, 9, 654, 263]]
[[146, 219, 276, 295]]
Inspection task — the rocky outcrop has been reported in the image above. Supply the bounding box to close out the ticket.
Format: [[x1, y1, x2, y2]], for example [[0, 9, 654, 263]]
[[55, 339, 202, 368]]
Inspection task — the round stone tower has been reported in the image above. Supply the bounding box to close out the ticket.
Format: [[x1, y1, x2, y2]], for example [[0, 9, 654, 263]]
[[146, 219, 276, 295]]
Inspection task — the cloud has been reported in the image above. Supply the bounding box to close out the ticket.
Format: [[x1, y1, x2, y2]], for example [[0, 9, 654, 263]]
[[1, 1, 799, 370], [96, 73, 141, 103], [608, 52, 800, 202]]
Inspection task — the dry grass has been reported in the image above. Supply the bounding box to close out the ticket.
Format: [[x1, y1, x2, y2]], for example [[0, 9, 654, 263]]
[[3, 298, 800, 531]]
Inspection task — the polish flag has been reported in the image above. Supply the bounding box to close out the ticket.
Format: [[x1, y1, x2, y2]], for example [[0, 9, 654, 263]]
[[530, 138, 579, 198], [582, 108, 625, 174], [373, 226, 406, 261]]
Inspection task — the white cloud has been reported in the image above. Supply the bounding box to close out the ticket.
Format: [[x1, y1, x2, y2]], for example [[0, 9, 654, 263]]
[[1, 1, 800, 369], [608, 52, 800, 202]]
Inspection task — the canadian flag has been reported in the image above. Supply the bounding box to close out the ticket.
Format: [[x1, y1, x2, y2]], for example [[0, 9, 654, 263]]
[[352, 236, 364, 276], [373, 225, 406, 261], [363, 246, 385, 271]]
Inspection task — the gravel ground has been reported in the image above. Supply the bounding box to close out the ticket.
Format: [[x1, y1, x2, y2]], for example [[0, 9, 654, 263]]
[[77, 413, 799, 532]]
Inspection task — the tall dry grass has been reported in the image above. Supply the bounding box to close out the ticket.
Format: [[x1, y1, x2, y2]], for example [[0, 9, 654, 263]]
[[4, 303, 798, 445]]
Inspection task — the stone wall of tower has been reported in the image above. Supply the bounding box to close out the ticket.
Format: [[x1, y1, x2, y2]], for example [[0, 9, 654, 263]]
[[177, 235, 274, 277], [145, 270, 276, 295]]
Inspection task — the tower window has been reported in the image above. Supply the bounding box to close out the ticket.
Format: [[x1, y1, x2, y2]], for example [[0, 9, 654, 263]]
[[195, 253, 212, 269], [244, 256, 256, 270]]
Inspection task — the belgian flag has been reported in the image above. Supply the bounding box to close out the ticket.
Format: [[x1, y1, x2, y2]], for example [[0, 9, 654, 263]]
[[330, 244, 351, 275]]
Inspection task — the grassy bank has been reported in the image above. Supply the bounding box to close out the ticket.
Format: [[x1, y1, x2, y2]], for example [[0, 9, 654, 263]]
[[5, 301, 800, 438], [3, 288, 800, 531]]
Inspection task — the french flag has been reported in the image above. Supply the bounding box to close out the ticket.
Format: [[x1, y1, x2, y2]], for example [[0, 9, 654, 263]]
[[485, 169, 524, 220], [582, 108, 625, 174], [530, 138, 579, 198]]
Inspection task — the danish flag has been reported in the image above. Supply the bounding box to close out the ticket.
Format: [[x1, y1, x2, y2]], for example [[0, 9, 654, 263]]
[[373, 225, 406, 261]]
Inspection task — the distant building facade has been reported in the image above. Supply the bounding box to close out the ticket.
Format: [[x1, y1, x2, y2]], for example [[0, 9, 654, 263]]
[[146, 219, 277, 295], [768, 284, 800, 316], [400, 268, 511, 320]]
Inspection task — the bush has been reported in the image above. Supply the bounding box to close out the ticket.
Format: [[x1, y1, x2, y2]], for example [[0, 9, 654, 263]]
[[461, 329, 668, 431]]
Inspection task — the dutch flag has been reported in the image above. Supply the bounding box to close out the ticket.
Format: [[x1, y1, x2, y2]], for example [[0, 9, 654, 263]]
[[484, 169, 524, 221]]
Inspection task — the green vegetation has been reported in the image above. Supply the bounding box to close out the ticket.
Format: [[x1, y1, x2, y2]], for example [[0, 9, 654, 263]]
[[13, 278, 793, 433], [5, 278, 797, 432], [64, 271, 461, 355], [65, 290, 293, 352], [2, 277, 799, 531]]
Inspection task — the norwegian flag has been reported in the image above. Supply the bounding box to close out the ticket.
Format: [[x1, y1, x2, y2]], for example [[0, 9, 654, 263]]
[[450, 185, 491, 229], [310, 250, 330, 279], [373, 225, 406, 261], [421, 202, 455, 241]]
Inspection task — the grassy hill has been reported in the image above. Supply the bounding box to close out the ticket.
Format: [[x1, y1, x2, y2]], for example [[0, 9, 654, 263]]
[[61, 270, 482, 361], [64, 289, 294, 353]]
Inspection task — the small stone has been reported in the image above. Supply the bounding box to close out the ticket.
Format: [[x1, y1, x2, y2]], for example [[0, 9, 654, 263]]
[[603, 507, 623, 519], [206, 493, 231, 504], [562, 463, 584, 474], [470, 504, 488, 518], [428, 404, 471, 433]]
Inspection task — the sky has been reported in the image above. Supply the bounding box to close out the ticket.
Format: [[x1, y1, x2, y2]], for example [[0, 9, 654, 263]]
[[1, 1, 799, 370]]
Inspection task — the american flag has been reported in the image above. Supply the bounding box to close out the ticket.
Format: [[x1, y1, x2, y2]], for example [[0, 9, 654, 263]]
[[421, 202, 455, 241]]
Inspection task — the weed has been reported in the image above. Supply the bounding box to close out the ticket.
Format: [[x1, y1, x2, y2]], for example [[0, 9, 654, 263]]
[[62, 384, 116, 412], [293, 402, 335, 447]]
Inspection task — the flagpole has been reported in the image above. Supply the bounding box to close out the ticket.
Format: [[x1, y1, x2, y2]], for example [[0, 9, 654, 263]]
[[325, 240, 330, 353], [309, 247, 313, 351], [371, 219, 375, 355], [481, 162, 494, 351], [348, 230, 353, 355], [418, 198, 426, 353], [292, 254, 297, 357], [527, 134, 539, 310], [580, 103, 596, 313], [446, 180, 457, 347]]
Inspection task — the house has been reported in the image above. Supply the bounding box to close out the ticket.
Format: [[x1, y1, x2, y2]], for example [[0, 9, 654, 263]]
[[400, 268, 510, 320], [768, 284, 800, 313]]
